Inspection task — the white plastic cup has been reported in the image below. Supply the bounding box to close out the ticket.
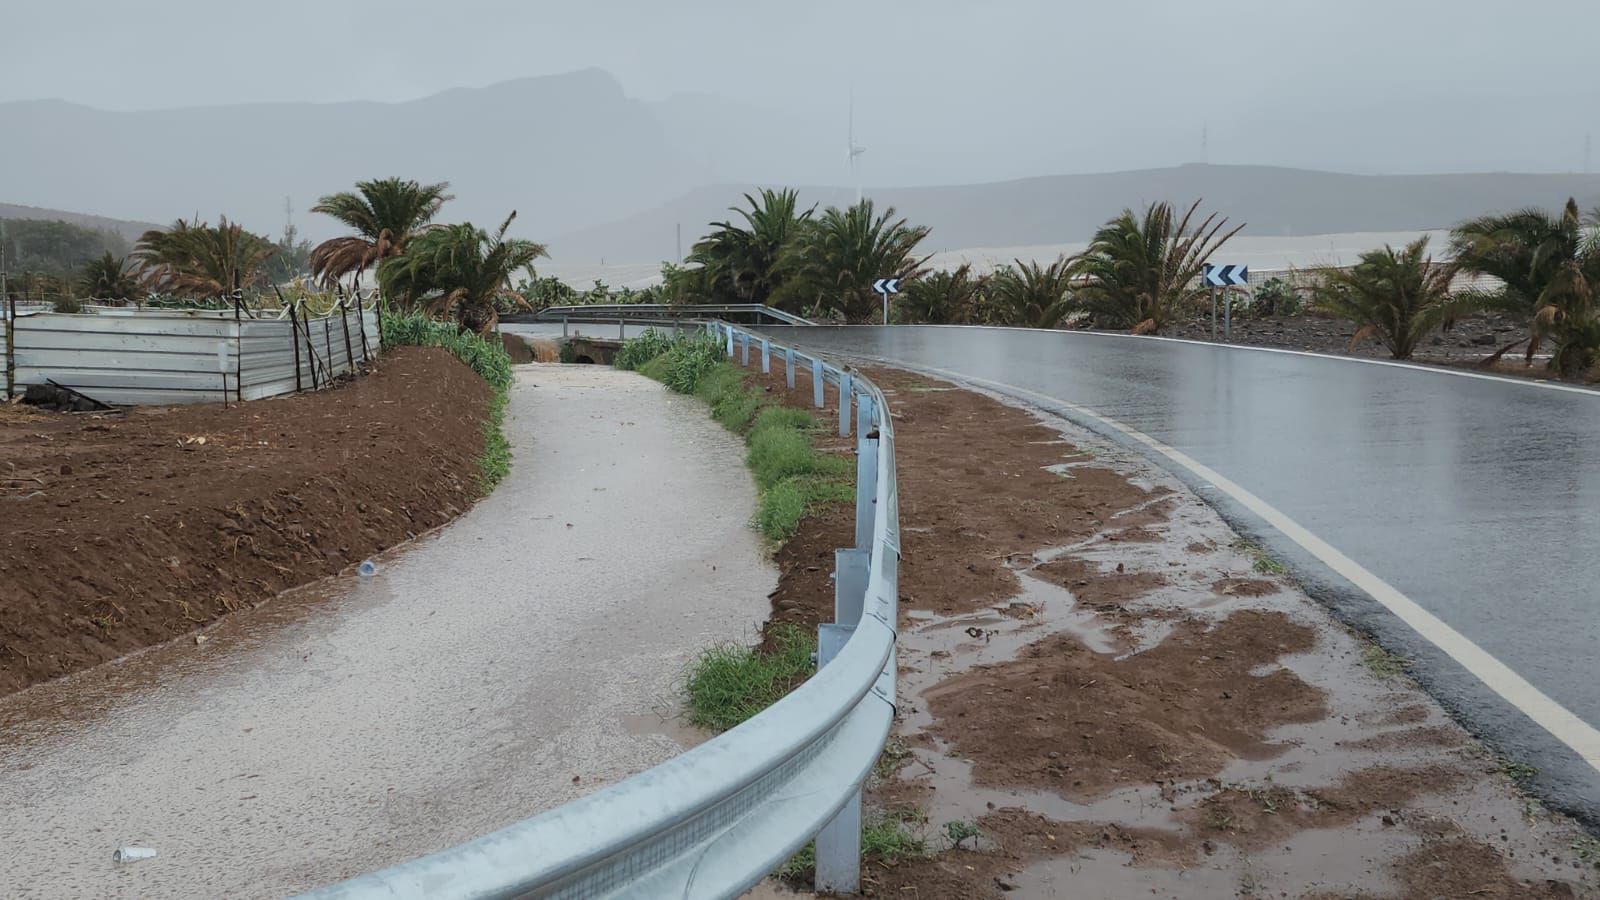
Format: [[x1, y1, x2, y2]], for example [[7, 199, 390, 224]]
[[113, 847, 158, 864], [358, 559, 377, 577]]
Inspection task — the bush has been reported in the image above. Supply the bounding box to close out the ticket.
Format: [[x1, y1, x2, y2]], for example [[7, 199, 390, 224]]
[[1252, 277, 1304, 317], [613, 329, 677, 371]]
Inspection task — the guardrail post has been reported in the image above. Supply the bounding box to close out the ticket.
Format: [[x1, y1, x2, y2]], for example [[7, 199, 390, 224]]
[[785, 347, 795, 389], [563, 317, 569, 338], [760, 338, 770, 374], [619, 319, 626, 340], [725, 325, 734, 357], [740, 332, 750, 366], [814, 618, 864, 894], [812, 359, 824, 408], [854, 396, 878, 551], [838, 372, 853, 437]]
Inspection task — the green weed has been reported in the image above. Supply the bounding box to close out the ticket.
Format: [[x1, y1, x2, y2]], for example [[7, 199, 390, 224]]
[[1572, 836, 1600, 866], [754, 475, 851, 542], [1503, 760, 1537, 782], [943, 819, 982, 849], [684, 624, 816, 732], [776, 813, 929, 882], [1361, 645, 1410, 679]]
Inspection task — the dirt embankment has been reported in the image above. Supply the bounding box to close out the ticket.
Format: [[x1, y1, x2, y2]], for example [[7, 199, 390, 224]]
[[749, 362, 1597, 898], [0, 347, 491, 696]]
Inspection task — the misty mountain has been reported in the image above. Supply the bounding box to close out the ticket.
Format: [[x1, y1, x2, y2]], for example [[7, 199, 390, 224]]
[[549, 165, 1600, 264], [0, 69, 705, 244], [0, 203, 158, 243]]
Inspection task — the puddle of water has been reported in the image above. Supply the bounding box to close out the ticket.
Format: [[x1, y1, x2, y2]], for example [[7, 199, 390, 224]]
[[619, 709, 709, 751], [1009, 846, 1239, 898]]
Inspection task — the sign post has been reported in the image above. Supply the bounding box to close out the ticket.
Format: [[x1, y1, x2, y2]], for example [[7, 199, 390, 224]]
[[872, 277, 901, 325], [1203, 264, 1249, 342]]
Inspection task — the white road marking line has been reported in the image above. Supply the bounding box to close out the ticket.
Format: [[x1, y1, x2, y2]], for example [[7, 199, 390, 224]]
[[900, 324, 1600, 398], [905, 360, 1600, 773]]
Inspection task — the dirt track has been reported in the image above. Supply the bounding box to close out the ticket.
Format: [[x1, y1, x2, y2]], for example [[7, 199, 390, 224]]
[[746, 363, 1599, 898], [0, 347, 489, 695]]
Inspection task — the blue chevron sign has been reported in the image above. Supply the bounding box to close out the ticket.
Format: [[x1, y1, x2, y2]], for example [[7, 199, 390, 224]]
[[1204, 264, 1249, 287]]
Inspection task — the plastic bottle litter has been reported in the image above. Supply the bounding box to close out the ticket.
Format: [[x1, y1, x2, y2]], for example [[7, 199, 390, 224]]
[[113, 846, 158, 864], [358, 559, 377, 577]]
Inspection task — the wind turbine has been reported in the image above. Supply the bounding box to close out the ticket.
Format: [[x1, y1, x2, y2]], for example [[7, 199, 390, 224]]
[[848, 90, 866, 204]]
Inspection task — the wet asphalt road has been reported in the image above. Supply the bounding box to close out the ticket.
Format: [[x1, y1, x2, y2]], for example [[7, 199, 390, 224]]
[[0, 366, 772, 899], [760, 324, 1600, 821]]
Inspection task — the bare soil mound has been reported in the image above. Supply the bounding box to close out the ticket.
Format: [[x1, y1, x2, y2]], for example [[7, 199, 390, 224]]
[[0, 347, 491, 695]]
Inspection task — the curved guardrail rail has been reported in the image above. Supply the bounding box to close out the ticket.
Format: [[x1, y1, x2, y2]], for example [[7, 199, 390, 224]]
[[298, 322, 896, 899], [522, 303, 814, 326]]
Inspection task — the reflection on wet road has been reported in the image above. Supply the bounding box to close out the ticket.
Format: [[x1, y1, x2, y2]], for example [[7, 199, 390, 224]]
[[763, 325, 1600, 808], [0, 366, 771, 899]]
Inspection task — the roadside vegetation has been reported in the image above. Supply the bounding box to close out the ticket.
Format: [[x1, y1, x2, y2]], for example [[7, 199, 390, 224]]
[[382, 311, 514, 491]]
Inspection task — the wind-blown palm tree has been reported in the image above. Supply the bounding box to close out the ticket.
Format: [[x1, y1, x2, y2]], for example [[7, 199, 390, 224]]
[[987, 258, 1076, 328], [377, 211, 548, 334], [310, 177, 453, 286], [1310, 237, 1470, 360], [133, 218, 278, 298], [1073, 200, 1243, 334], [1449, 198, 1600, 370], [775, 200, 930, 321], [78, 251, 141, 301], [687, 188, 814, 305], [894, 264, 986, 324]]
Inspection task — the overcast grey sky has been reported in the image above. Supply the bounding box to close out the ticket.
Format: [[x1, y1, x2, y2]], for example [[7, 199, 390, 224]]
[[3, 0, 1598, 185]]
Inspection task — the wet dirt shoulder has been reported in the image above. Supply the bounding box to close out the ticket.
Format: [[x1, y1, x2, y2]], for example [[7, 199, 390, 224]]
[[846, 366, 1599, 899], [0, 346, 492, 696]]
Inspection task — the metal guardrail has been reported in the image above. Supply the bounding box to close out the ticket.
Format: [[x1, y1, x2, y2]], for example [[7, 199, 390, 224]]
[[299, 322, 897, 900], [523, 303, 814, 327]]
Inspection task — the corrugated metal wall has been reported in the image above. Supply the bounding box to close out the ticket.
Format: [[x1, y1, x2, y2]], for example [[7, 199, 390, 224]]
[[4, 305, 380, 406]]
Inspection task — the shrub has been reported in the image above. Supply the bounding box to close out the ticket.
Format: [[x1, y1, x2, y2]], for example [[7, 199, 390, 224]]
[[1252, 277, 1303, 317], [613, 329, 677, 371]]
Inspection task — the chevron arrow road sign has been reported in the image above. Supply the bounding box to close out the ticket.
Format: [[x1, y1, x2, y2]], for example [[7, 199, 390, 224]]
[[872, 278, 901, 294], [1204, 264, 1248, 287]]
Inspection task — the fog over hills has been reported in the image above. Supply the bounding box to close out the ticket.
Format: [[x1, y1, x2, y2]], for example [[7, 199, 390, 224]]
[[0, 203, 156, 242], [4, 68, 1598, 266], [550, 166, 1600, 264], [0, 69, 705, 243]]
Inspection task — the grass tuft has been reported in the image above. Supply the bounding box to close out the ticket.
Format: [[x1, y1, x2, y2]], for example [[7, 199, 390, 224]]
[[1360, 645, 1410, 678], [684, 624, 817, 732], [776, 812, 929, 882]]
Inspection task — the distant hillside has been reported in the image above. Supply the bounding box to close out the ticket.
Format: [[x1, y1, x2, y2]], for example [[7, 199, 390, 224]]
[[549, 165, 1600, 264], [0, 69, 705, 243], [0, 203, 158, 242]]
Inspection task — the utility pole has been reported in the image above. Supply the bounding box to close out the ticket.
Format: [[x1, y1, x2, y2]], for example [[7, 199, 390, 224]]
[[1586, 132, 1593, 175], [1202, 124, 1209, 165], [676, 223, 682, 262]]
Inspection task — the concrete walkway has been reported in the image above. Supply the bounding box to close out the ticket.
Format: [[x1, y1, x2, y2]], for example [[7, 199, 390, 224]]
[[0, 365, 774, 899]]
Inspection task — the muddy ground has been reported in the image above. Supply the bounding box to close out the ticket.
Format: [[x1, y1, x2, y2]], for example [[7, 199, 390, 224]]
[[0, 347, 491, 696], [744, 360, 1598, 898]]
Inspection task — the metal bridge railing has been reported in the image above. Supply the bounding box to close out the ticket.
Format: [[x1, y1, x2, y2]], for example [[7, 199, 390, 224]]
[[298, 322, 897, 900], [523, 303, 814, 327]]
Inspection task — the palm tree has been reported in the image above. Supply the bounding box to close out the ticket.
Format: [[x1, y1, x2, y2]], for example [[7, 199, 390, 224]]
[[1310, 237, 1470, 360], [1449, 198, 1600, 370], [775, 200, 930, 321], [894, 264, 986, 324], [1073, 200, 1243, 334], [377, 211, 548, 334], [78, 251, 141, 302], [309, 177, 453, 286], [133, 218, 278, 299], [987, 258, 1076, 328], [687, 189, 813, 305]]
